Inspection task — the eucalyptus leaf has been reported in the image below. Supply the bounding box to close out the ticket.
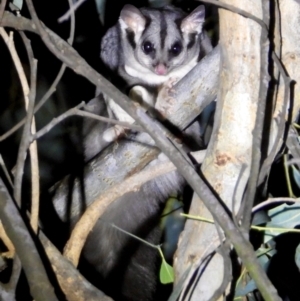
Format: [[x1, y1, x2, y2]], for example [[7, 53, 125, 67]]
[[161, 197, 184, 261], [252, 210, 270, 225], [94, 0, 106, 24], [160, 259, 174, 284], [235, 279, 257, 297], [9, 0, 23, 11], [263, 203, 300, 243]]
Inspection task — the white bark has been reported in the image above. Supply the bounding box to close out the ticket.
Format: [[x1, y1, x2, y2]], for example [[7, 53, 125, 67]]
[[278, 0, 300, 121], [175, 1, 263, 300]]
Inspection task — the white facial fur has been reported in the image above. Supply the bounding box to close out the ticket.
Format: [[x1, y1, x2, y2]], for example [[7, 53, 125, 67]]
[[118, 5, 205, 87]]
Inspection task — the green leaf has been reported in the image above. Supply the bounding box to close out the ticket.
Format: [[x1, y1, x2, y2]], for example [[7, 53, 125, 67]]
[[252, 210, 270, 225], [9, 0, 23, 11], [94, 0, 106, 24], [264, 203, 300, 243], [160, 259, 174, 284], [235, 279, 257, 297]]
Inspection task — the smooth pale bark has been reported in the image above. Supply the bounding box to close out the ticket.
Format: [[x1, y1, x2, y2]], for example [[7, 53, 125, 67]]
[[257, 1, 300, 185], [175, 1, 263, 300], [270, 1, 300, 150], [277, 0, 300, 121]]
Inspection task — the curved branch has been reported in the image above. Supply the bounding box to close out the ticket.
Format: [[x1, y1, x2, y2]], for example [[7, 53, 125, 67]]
[[63, 150, 206, 266], [39, 232, 113, 301]]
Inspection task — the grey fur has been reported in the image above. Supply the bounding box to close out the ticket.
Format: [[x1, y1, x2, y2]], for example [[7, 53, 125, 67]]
[[81, 5, 211, 301], [101, 5, 210, 87], [82, 95, 112, 161]]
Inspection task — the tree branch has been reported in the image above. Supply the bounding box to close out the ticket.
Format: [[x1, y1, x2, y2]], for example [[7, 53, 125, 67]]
[[63, 150, 206, 266], [0, 177, 58, 301], [18, 31, 40, 232], [39, 231, 113, 301]]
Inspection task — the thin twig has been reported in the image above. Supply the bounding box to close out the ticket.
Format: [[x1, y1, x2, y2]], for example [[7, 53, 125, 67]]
[[31, 101, 143, 141], [0, 0, 75, 143], [31, 102, 85, 141], [0, 154, 13, 187], [66, 0, 75, 44], [18, 31, 40, 232], [0, 28, 32, 206], [0, 67, 64, 142], [58, 0, 87, 23], [76, 110, 143, 131]]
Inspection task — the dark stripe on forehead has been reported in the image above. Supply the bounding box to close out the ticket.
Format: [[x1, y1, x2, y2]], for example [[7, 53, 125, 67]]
[[160, 11, 167, 49], [143, 15, 152, 31], [140, 15, 152, 39], [138, 16, 156, 60], [174, 18, 184, 39]]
